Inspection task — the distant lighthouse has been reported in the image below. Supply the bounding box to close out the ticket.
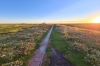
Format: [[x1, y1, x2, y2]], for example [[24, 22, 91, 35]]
[[44, 21, 45, 24]]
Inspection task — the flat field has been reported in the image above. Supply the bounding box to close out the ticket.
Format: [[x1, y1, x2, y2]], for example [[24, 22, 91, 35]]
[[66, 23, 100, 31], [45, 24, 100, 66], [0, 24, 51, 66], [1, 24, 100, 66], [0, 24, 39, 33]]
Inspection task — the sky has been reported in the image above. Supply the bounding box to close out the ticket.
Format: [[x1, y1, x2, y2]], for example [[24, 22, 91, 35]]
[[0, 0, 100, 23]]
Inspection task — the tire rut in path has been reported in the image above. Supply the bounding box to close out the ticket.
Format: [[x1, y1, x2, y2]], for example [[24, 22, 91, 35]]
[[49, 48, 74, 66], [28, 26, 53, 66]]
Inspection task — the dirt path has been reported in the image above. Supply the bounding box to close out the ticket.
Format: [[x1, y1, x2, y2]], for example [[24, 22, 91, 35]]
[[49, 48, 74, 66], [28, 26, 53, 66]]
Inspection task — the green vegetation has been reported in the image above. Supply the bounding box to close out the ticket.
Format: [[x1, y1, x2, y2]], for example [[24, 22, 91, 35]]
[[0, 24, 51, 66], [54, 24, 100, 66], [47, 25, 91, 66], [23, 25, 51, 66], [0, 24, 38, 33]]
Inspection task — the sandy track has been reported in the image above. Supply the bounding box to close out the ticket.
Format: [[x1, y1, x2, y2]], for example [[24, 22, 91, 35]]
[[28, 26, 53, 66]]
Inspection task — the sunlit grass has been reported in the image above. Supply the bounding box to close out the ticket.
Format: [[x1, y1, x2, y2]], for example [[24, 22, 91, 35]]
[[0, 24, 38, 33], [56, 24, 100, 66], [48, 26, 90, 66]]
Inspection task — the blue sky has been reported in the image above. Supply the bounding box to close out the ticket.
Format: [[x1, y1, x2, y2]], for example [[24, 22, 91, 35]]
[[0, 0, 100, 23]]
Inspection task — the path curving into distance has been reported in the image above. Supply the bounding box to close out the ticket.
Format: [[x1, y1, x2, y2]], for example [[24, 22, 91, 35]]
[[28, 25, 54, 66]]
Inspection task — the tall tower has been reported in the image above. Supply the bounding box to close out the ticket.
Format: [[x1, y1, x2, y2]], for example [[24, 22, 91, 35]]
[[44, 21, 45, 24]]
